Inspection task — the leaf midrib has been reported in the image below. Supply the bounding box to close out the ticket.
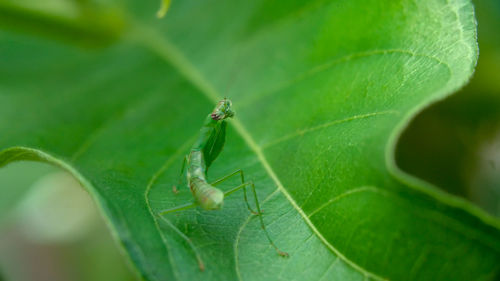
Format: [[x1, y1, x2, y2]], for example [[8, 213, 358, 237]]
[[132, 26, 387, 280]]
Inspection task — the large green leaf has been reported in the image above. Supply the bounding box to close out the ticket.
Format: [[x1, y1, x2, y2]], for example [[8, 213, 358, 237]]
[[1, 0, 499, 280]]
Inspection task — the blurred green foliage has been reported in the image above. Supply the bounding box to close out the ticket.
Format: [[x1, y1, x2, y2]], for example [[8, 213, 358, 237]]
[[0, 162, 136, 281], [0, 162, 55, 224], [0, 0, 125, 47]]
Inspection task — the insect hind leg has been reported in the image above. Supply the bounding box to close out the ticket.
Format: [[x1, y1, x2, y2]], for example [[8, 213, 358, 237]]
[[211, 169, 259, 215], [223, 181, 289, 257]]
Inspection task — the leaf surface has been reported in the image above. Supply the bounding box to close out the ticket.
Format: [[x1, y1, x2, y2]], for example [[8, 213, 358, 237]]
[[1, 0, 499, 280]]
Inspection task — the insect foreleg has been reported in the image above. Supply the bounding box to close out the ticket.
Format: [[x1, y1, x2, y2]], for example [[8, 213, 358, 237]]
[[157, 215, 205, 271], [173, 155, 188, 194], [211, 169, 258, 214], [223, 181, 289, 257]]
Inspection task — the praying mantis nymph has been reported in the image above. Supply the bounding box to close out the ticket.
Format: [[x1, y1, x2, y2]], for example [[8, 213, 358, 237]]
[[158, 98, 288, 271]]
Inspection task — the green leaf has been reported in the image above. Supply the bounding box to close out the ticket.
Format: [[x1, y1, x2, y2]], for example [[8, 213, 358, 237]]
[[1, 0, 499, 280]]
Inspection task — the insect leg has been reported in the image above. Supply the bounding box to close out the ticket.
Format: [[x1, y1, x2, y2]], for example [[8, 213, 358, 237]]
[[223, 182, 289, 257], [157, 215, 205, 271], [210, 169, 243, 186], [211, 170, 258, 214], [159, 202, 197, 215], [173, 155, 188, 194], [247, 181, 289, 257]]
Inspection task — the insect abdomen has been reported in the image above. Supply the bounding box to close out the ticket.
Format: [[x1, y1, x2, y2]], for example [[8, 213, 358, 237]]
[[190, 178, 224, 210]]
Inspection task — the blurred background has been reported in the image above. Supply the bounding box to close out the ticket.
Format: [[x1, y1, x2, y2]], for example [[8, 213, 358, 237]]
[[0, 0, 498, 280]]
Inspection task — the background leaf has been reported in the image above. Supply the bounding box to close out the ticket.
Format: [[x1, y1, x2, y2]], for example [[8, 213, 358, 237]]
[[1, 0, 499, 280]]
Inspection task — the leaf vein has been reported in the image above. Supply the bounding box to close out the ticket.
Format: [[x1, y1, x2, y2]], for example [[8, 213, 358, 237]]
[[308, 186, 385, 218], [261, 111, 400, 149], [238, 49, 453, 108]]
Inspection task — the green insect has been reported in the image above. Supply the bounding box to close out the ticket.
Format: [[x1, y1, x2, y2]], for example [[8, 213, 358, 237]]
[[158, 98, 288, 271]]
